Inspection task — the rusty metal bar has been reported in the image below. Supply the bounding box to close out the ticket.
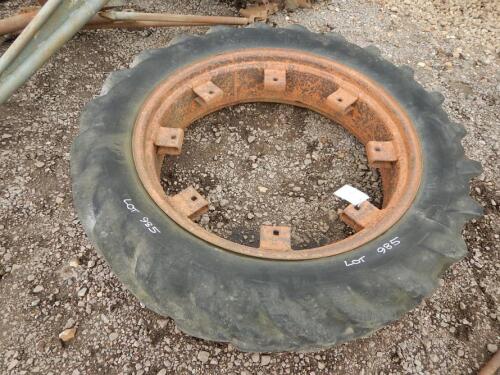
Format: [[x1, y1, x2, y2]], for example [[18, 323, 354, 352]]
[[0, 11, 229, 37], [99, 10, 251, 26], [0, 10, 39, 36], [87, 16, 221, 29], [479, 350, 500, 375]]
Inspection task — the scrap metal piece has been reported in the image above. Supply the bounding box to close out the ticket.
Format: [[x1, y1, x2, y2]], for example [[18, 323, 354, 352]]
[[340, 201, 381, 232], [285, 0, 313, 9], [167, 187, 209, 220], [155, 127, 184, 156], [326, 87, 358, 114], [239, 3, 279, 22], [247, 0, 313, 11], [366, 141, 398, 168], [260, 225, 291, 251], [193, 81, 224, 105], [264, 68, 286, 92]]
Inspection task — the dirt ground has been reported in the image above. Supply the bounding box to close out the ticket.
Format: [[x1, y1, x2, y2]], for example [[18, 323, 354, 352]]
[[0, 0, 499, 374]]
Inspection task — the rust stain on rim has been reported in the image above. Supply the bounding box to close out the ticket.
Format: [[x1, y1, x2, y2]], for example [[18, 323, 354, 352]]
[[132, 49, 422, 260]]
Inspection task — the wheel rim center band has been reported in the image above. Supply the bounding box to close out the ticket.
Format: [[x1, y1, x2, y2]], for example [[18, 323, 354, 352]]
[[132, 48, 422, 260]]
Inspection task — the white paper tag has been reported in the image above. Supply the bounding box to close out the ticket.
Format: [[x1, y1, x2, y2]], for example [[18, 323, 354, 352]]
[[334, 185, 369, 206]]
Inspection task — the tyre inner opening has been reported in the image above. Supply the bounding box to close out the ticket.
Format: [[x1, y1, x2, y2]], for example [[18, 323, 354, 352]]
[[160, 103, 383, 250]]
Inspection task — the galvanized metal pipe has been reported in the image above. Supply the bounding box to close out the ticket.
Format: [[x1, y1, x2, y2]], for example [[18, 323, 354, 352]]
[[0, 0, 63, 76], [0, 0, 110, 104]]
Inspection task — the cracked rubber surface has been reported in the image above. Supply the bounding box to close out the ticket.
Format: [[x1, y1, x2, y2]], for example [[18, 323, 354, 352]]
[[71, 26, 482, 352]]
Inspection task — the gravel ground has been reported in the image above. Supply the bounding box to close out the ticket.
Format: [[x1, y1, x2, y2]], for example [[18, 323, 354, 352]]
[[162, 103, 382, 249], [0, 0, 499, 374]]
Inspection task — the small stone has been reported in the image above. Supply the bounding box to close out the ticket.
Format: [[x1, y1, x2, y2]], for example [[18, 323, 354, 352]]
[[197, 350, 210, 363], [55, 197, 64, 204], [33, 285, 44, 293], [247, 135, 256, 143], [100, 314, 110, 324], [261, 355, 271, 366], [109, 332, 119, 342], [318, 362, 325, 370], [480, 57, 491, 65], [343, 326, 354, 335], [417, 62, 426, 67], [7, 359, 19, 371], [2, 134, 12, 139], [157, 370, 167, 375], [452, 48, 463, 58], [64, 318, 76, 330], [77, 287, 88, 298], [487, 344, 498, 353], [157, 319, 168, 329], [430, 354, 439, 363], [59, 328, 77, 342], [251, 353, 260, 363], [258, 186, 268, 193], [457, 349, 465, 357], [34, 161, 45, 168], [69, 258, 80, 268], [247, 213, 255, 220]]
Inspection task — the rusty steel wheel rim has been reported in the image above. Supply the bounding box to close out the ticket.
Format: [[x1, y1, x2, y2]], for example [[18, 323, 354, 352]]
[[132, 49, 422, 260]]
